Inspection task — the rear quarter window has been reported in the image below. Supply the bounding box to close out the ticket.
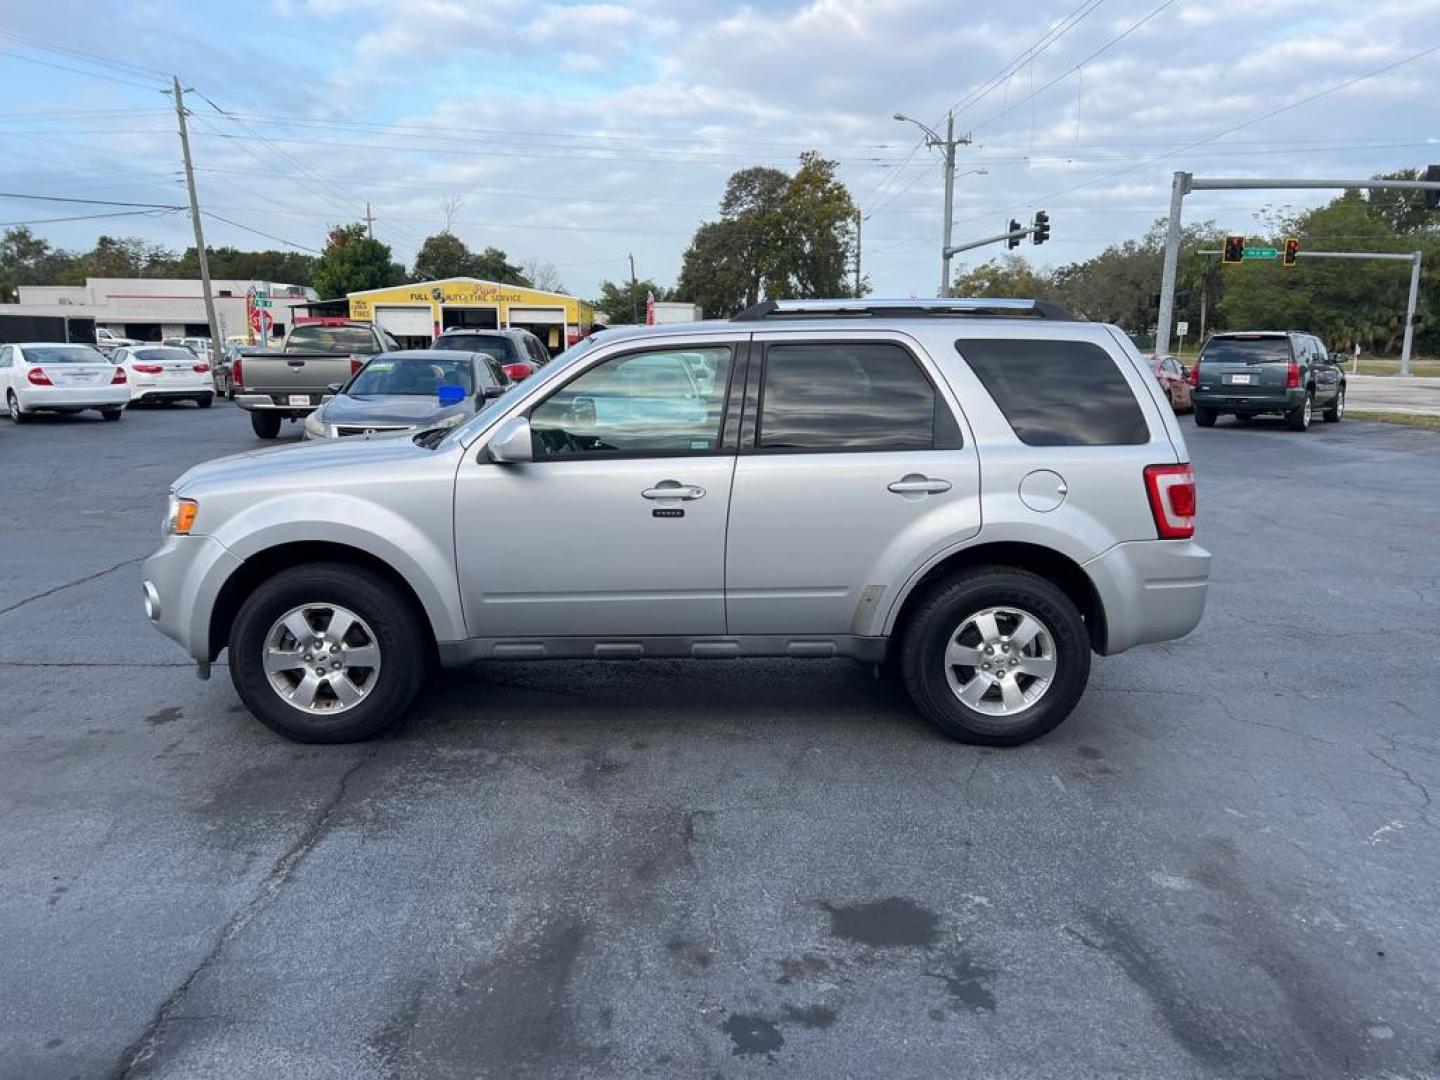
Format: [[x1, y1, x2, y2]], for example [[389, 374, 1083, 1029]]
[[956, 338, 1149, 447]]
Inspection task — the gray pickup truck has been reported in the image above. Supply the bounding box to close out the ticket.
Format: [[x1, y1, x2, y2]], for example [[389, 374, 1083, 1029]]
[[234, 322, 400, 438]]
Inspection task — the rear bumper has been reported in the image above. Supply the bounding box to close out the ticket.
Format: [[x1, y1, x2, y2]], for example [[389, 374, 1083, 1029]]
[[1191, 387, 1305, 413], [17, 385, 130, 411], [235, 393, 319, 414], [142, 534, 244, 662], [132, 384, 212, 402], [1084, 539, 1211, 655]]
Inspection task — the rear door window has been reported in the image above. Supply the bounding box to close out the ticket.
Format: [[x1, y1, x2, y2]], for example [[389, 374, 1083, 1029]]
[[756, 341, 959, 452], [957, 338, 1149, 447], [1202, 336, 1292, 365]]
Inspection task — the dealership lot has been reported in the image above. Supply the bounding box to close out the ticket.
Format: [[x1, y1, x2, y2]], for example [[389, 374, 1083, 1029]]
[[1, 403, 1438, 1079]]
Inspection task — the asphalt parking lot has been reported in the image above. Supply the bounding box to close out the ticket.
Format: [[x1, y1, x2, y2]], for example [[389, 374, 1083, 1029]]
[[2, 401, 1438, 1080]]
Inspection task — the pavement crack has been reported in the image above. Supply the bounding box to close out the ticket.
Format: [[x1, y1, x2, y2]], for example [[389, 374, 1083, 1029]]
[[0, 555, 146, 618], [1365, 746, 1434, 824], [107, 743, 383, 1080]]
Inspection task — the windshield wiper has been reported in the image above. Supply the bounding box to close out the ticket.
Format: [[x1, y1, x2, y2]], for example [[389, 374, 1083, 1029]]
[[412, 428, 449, 450]]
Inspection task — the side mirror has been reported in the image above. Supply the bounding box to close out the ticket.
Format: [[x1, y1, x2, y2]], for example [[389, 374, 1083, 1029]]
[[482, 385, 504, 400], [487, 416, 533, 463]]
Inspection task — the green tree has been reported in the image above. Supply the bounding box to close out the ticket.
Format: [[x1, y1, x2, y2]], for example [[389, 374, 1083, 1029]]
[[0, 226, 76, 301], [588, 278, 670, 324], [412, 231, 474, 280], [174, 246, 315, 285], [469, 245, 531, 286], [312, 223, 404, 298], [676, 153, 861, 317], [951, 254, 1052, 299]]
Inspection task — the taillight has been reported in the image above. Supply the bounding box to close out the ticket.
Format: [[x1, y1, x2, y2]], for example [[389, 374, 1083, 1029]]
[[350, 356, 365, 377], [1144, 463, 1196, 540], [193, 363, 210, 374], [502, 362, 531, 382], [111, 367, 127, 384], [27, 367, 53, 386], [133, 363, 164, 374], [1187, 360, 1200, 387], [231, 357, 243, 388], [1285, 359, 1300, 389]]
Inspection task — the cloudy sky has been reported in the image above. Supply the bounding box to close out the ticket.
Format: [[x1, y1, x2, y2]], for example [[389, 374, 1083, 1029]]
[[2, 0, 1439, 300]]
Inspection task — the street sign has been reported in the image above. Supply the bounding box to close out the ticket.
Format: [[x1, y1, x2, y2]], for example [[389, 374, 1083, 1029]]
[[252, 298, 272, 308], [1242, 247, 1278, 260], [1176, 321, 1189, 337]]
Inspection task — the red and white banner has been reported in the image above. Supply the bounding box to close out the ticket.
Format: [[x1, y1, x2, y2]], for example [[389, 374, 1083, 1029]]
[[645, 290, 656, 325]]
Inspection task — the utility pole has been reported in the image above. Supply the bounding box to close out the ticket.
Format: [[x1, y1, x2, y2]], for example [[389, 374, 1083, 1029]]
[[854, 211, 863, 296], [893, 111, 971, 298], [172, 76, 221, 353], [364, 202, 376, 239], [628, 252, 639, 324]]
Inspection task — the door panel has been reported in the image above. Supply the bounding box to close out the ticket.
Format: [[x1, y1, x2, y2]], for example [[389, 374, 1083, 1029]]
[[455, 456, 736, 636]]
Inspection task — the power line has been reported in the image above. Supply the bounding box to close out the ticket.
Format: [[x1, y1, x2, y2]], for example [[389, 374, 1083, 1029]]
[[201, 212, 322, 253], [0, 29, 170, 81], [0, 208, 179, 227], [0, 191, 185, 209], [0, 49, 167, 92]]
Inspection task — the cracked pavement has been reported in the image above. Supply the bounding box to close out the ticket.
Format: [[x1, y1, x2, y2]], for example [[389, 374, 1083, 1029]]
[[1, 403, 1438, 1079]]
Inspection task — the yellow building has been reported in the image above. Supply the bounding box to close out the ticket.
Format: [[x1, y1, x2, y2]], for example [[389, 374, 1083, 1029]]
[[347, 277, 594, 353]]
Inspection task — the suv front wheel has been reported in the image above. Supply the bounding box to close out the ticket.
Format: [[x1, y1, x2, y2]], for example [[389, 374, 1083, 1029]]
[[228, 562, 427, 742], [900, 567, 1091, 746]]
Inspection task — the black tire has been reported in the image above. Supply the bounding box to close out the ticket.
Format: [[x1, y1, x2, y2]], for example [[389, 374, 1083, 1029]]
[[250, 411, 282, 439], [100, 407, 123, 422], [1193, 406, 1216, 428], [228, 562, 427, 743], [900, 567, 1091, 746], [196, 393, 214, 409], [1323, 386, 1345, 423], [1286, 390, 1314, 432], [8, 392, 31, 424]]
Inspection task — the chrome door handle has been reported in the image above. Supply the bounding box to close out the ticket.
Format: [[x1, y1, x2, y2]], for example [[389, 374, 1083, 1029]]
[[643, 483, 706, 501], [888, 476, 951, 495]]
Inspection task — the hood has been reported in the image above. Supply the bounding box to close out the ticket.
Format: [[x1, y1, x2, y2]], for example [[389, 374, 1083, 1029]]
[[172, 432, 446, 496], [319, 394, 474, 427]]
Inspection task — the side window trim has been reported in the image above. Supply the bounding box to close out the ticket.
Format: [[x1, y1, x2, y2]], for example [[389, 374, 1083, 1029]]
[[741, 337, 961, 455], [524, 341, 744, 462]]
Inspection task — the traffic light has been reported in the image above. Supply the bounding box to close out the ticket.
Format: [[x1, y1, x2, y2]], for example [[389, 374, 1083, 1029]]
[[1006, 220, 1022, 250], [1426, 164, 1440, 211], [1222, 235, 1245, 264], [1032, 210, 1050, 245], [1282, 237, 1300, 267]]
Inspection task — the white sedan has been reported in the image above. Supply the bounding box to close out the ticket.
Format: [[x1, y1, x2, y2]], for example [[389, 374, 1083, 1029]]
[[112, 345, 215, 407], [0, 342, 130, 422]]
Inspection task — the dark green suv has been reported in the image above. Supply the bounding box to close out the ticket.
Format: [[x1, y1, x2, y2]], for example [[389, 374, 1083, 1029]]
[[1190, 331, 1345, 431]]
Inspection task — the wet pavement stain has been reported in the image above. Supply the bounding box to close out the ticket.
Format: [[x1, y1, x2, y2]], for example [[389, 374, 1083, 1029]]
[[931, 954, 997, 1012], [776, 953, 832, 985], [721, 1014, 784, 1060], [145, 706, 183, 726], [821, 897, 941, 948], [782, 1004, 837, 1030]]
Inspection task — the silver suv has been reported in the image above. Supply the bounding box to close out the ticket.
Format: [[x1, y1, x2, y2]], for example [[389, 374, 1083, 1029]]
[[142, 299, 1209, 746]]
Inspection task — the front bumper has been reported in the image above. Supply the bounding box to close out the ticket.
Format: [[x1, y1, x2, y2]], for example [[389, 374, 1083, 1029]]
[[142, 534, 244, 662], [1084, 539, 1211, 655]]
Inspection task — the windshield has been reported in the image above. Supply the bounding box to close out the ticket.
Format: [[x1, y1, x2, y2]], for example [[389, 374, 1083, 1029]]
[[287, 325, 377, 353], [432, 335, 516, 362], [1202, 336, 1291, 365], [24, 345, 107, 365], [135, 348, 198, 364], [348, 355, 474, 396]]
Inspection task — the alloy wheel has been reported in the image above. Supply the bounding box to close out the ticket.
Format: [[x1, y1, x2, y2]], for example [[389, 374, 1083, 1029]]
[[943, 606, 1057, 718], [262, 604, 382, 715]]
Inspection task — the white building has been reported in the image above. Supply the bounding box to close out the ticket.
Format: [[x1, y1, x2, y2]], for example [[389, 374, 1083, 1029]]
[[1, 278, 317, 343]]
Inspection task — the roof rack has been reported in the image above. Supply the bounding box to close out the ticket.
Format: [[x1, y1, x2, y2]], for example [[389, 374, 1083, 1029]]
[[731, 297, 1081, 322]]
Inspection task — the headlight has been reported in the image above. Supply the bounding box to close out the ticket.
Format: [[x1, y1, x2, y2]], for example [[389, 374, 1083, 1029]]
[[304, 412, 328, 438], [166, 495, 199, 535]]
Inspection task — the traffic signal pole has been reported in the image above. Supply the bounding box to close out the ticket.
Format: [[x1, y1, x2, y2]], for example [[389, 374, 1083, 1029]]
[[1155, 172, 1440, 370]]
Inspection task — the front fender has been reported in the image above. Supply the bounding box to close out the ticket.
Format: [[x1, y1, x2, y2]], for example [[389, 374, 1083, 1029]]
[[210, 492, 466, 642]]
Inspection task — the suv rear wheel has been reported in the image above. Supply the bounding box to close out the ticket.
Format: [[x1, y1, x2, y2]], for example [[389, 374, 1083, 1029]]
[[1286, 391, 1314, 432], [1193, 405, 1216, 428], [228, 563, 426, 742], [900, 567, 1090, 746]]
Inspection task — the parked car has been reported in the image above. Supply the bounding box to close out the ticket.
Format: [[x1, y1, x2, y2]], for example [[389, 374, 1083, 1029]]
[[1, 342, 129, 422], [112, 345, 214, 408], [143, 297, 1209, 746], [233, 321, 400, 439], [303, 350, 510, 440], [94, 327, 140, 352], [431, 327, 551, 383], [1189, 331, 1344, 430], [1148, 353, 1192, 412]]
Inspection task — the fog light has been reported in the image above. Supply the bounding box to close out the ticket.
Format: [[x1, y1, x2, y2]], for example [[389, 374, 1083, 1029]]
[[143, 582, 161, 622]]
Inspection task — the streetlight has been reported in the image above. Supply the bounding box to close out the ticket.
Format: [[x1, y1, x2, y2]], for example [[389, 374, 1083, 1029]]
[[894, 110, 971, 297]]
